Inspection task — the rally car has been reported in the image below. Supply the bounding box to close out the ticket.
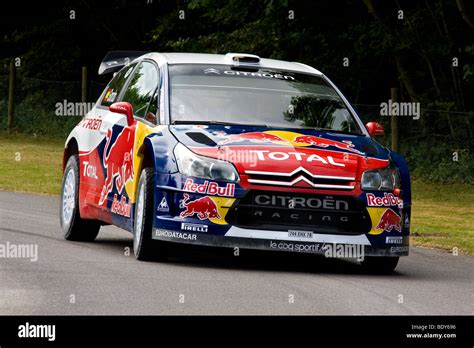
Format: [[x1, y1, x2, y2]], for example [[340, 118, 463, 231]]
[[60, 51, 411, 273]]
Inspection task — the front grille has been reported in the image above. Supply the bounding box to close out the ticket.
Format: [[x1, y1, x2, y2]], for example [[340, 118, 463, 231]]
[[245, 167, 355, 190], [226, 191, 371, 235]]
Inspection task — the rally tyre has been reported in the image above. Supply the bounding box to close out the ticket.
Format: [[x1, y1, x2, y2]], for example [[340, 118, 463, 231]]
[[133, 167, 167, 261], [360, 256, 399, 274], [60, 155, 101, 241]]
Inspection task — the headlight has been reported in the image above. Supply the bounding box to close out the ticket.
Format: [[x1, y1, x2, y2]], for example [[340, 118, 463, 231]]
[[174, 143, 239, 182], [361, 166, 400, 191]]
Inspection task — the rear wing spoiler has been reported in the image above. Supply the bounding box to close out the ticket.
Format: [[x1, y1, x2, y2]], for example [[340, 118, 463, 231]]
[[98, 51, 150, 75]]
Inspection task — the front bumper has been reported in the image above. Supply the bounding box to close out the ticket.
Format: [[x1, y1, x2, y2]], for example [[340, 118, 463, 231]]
[[152, 227, 410, 257], [153, 173, 411, 258]]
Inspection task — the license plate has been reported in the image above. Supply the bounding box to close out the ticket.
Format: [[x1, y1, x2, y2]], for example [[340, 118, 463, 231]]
[[288, 230, 314, 239]]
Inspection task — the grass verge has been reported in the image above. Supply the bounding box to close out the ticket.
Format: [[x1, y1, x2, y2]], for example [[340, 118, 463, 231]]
[[0, 132, 64, 195], [411, 181, 474, 255]]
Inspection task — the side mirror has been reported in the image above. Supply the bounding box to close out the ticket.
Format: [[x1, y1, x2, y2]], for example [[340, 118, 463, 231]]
[[365, 122, 384, 137], [109, 102, 135, 127]]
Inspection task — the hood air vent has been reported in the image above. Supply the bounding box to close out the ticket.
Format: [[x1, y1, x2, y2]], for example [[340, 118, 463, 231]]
[[185, 132, 217, 146]]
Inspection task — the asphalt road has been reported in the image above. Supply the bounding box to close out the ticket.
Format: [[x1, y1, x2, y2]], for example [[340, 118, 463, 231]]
[[0, 191, 473, 315]]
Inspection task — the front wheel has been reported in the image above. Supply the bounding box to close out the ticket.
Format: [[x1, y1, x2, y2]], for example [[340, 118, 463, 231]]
[[60, 155, 101, 241], [360, 256, 399, 274], [133, 167, 167, 261]]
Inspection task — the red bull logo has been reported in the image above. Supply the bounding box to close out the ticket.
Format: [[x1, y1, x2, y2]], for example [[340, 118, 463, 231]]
[[376, 208, 402, 232], [99, 127, 135, 206], [180, 193, 221, 220], [217, 131, 363, 155], [366, 193, 403, 207], [293, 135, 363, 154], [218, 132, 286, 145], [110, 194, 132, 217], [183, 178, 235, 197]]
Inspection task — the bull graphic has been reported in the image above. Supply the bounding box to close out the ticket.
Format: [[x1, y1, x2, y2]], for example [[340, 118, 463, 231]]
[[179, 193, 221, 220], [376, 208, 402, 232], [293, 135, 363, 154], [99, 127, 135, 206], [218, 132, 286, 145]]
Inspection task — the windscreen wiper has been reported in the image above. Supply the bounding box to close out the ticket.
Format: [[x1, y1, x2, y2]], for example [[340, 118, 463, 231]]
[[171, 120, 269, 127], [314, 128, 362, 135]]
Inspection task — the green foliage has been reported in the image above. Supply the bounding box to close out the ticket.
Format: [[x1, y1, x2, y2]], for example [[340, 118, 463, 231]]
[[4, 21, 80, 80], [0, 76, 82, 137], [402, 141, 473, 184], [13, 91, 80, 137]]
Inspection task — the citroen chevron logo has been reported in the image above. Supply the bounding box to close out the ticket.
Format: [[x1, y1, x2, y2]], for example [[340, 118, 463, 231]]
[[204, 68, 220, 74]]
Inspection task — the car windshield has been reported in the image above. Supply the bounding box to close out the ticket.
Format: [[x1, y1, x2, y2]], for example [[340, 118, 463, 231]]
[[169, 64, 363, 134]]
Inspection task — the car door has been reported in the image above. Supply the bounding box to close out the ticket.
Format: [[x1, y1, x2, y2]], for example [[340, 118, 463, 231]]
[[98, 60, 160, 223], [118, 60, 160, 211], [78, 63, 137, 221], [95, 64, 137, 212]]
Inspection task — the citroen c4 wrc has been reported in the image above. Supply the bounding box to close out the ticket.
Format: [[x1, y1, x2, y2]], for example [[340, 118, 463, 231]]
[[60, 51, 411, 273]]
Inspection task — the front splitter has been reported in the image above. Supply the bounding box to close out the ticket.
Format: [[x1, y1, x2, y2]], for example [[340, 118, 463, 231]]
[[152, 228, 409, 257]]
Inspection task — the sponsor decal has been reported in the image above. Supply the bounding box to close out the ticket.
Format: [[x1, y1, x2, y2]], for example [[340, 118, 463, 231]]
[[80, 117, 102, 130], [111, 194, 131, 217], [157, 197, 169, 212], [224, 70, 294, 80], [249, 194, 355, 226], [99, 127, 135, 206], [270, 240, 323, 253], [252, 210, 350, 223], [288, 230, 313, 239], [112, 104, 129, 113], [203, 68, 295, 80], [404, 213, 410, 228], [103, 88, 117, 103], [181, 223, 208, 233], [219, 132, 288, 145], [386, 236, 403, 244], [249, 150, 345, 167], [223, 70, 295, 80], [110, 92, 117, 103], [82, 161, 98, 180], [217, 131, 362, 155], [390, 246, 409, 253], [293, 135, 363, 154], [183, 178, 235, 197], [179, 193, 221, 220], [155, 230, 197, 241], [375, 208, 402, 232], [103, 88, 112, 101], [254, 194, 349, 210], [366, 193, 403, 207]]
